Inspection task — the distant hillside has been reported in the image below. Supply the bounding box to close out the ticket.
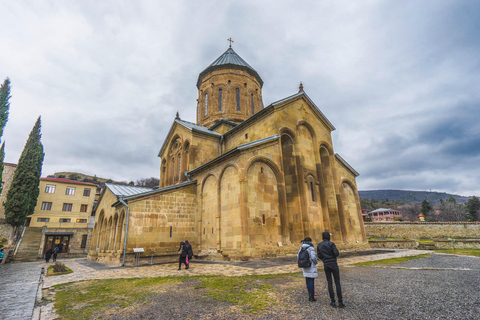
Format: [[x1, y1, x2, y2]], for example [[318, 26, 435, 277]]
[[358, 190, 471, 204]]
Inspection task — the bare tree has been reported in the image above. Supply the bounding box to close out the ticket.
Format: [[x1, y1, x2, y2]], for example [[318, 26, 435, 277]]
[[433, 201, 467, 222], [135, 177, 159, 188]]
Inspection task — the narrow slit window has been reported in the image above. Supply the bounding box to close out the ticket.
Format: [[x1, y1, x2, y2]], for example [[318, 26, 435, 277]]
[[170, 226, 173, 237], [262, 214, 265, 225], [218, 89, 222, 111], [178, 155, 182, 181], [236, 88, 240, 110], [251, 94, 254, 114], [172, 158, 175, 183], [310, 181, 315, 202], [204, 93, 208, 116], [212, 227, 214, 234]]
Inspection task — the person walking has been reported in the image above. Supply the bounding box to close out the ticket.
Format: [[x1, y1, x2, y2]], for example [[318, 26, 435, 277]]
[[184, 240, 194, 269], [317, 231, 344, 308], [45, 248, 53, 263], [178, 241, 188, 270], [52, 245, 59, 262], [298, 237, 318, 302]]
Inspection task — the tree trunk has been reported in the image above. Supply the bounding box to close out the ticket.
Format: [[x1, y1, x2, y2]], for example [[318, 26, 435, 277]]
[[8, 225, 18, 245]]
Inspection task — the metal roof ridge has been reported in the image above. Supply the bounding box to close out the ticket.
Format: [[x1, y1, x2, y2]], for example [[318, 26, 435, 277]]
[[335, 153, 360, 177], [121, 180, 197, 200]]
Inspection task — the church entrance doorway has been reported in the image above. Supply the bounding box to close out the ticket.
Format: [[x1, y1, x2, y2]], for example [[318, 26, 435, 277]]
[[43, 234, 71, 255]]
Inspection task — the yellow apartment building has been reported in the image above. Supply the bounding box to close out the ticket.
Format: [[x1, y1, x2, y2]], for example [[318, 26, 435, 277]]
[[15, 177, 97, 261]]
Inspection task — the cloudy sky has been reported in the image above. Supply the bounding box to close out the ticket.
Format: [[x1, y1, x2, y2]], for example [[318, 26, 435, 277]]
[[1, 1, 479, 196]]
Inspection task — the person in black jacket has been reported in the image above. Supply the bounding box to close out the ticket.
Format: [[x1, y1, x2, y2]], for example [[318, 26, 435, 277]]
[[178, 242, 188, 270], [317, 231, 344, 308], [184, 240, 194, 269]]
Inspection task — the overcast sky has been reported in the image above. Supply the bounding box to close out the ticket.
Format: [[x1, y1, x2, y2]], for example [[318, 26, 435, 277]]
[[1, 1, 479, 196]]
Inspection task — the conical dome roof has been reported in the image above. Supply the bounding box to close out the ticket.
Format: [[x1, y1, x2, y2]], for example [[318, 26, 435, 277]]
[[197, 48, 263, 88]]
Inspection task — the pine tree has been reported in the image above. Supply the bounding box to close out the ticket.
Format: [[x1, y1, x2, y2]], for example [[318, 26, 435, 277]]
[[4, 116, 44, 241], [0, 78, 11, 194], [421, 199, 432, 220]]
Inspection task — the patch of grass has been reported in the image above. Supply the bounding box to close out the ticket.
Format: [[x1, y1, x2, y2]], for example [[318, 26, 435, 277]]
[[434, 249, 480, 257], [352, 253, 431, 266], [418, 240, 434, 244], [47, 265, 73, 276], [195, 273, 297, 314], [53, 273, 299, 319], [54, 276, 187, 320]]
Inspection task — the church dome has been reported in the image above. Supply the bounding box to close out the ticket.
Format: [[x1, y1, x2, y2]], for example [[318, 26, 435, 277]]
[[197, 47, 263, 89]]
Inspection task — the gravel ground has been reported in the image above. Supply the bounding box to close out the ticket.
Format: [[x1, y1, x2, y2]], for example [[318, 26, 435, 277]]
[[89, 254, 480, 320]]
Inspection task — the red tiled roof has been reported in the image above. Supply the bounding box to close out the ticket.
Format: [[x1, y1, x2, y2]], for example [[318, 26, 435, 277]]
[[40, 177, 98, 186]]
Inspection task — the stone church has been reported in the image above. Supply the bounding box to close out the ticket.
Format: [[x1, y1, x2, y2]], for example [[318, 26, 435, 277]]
[[88, 46, 368, 266]]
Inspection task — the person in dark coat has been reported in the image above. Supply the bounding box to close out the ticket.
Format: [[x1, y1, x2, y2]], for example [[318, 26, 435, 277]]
[[317, 231, 344, 308], [298, 237, 318, 302], [178, 242, 187, 270], [184, 240, 194, 269], [52, 245, 59, 262], [45, 248, 53, 263]]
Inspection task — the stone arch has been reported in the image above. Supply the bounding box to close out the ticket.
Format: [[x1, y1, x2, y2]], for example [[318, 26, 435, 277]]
[[107, 216, 114, 251], [219, 164, 241, 251], [95, 210, 105, 250], [318, 145, 339, 238], [338, 180, 364, 244], [245, 159, 283, 248], [214, 84, 228, 112], [160, 158, 167, 187], [280, 133, 302, 243], [101, 217, 108, 251], [117, 210, 126, 252], [167, 135, 183, 184], [201, 174, 218, 251], [296, 120, 317, 140], [242, 156, 284, 184], [296, 123, 316, 171], [279, 127, 296, 140]]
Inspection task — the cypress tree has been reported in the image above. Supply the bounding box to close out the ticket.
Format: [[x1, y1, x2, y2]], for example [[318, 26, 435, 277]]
[[0, 78, 11, 194], [4, 117, 44, 237]]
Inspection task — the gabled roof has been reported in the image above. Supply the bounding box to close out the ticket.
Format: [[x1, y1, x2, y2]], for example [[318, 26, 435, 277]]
[[188, 134, 280, 176], [369, 208, 396, 213], [197, 47, 263, 88], [223, 91, 336, 137], [121, 180, 197, 201], [335, 154, 360, 177], [209, 119, 238, 131], [105, 183, 154, 197], [40, 177, 97, 186], [158, 118, 221, 157]]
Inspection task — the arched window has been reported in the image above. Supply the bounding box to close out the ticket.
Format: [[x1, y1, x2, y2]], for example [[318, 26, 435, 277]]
[[218, 89, 222, 111], [172, 158, 175, 183], [310, 181, 316, 202], [204, 93, 208, 116], [178, 155, 182, 181], [236, 88, 240, 110], [251, 94, 254, 115]]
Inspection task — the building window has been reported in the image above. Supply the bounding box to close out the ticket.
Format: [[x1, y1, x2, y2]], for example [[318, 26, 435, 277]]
[[262, 214, 266, 225], [62, 203, 73, 211], [77, 219, 87, 223], [204, 93, 208, 116], [310, 181, 315, 202], [59, 218, 71, 223], [218, 89, 222, 110], [66, 187, 75, 195], [81, 234, 88, 249], [45, 184, 56, 193], [41, 202, 52, 210], [37, 218, 49, 222], [83, 188, 91, 196], [80, 204, 88, 212], [170, 226, 172, 238], [178, 155, 182, 181], [172, 158, 175, 183], [251, 94, 254, 114], [236, 88, 240, 110]]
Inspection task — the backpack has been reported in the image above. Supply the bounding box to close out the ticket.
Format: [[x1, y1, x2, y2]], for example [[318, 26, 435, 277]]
[[298, 247, 311, 268]]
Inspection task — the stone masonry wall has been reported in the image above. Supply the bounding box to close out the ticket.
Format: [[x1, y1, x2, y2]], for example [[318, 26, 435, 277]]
[[365, 222, 480, 239]]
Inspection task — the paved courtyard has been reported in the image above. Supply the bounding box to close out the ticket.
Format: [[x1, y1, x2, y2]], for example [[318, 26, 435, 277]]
[[1, 250, 479, 319]]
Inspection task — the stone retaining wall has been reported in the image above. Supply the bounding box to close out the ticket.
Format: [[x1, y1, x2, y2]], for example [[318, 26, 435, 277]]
[[0, 221, 10, 241], [365, 222, 480, 239]]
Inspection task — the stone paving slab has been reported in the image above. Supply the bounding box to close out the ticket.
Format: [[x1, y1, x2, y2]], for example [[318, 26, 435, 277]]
[[42, 249, 432, 288], [0, 261, 44, 320]]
